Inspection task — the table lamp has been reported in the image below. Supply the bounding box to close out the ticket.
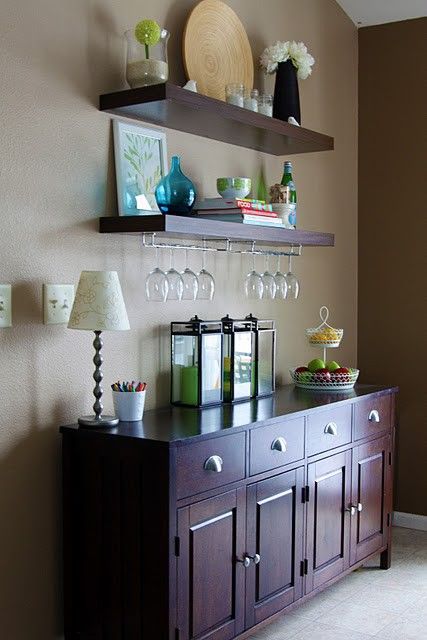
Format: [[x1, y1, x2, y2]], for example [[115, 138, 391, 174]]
[[68, 270, 130, 427]]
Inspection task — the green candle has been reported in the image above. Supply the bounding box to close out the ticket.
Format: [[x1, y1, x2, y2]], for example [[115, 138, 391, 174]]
[[181, 366, 199, 406]]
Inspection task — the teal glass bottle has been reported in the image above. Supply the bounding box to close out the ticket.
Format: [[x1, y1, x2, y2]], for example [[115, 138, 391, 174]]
[[155, 155, 196, 215]]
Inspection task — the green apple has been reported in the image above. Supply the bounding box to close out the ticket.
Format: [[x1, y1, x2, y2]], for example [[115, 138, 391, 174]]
[[308, 358, 325, 373], [325, 360, 340, 372], [299, 372, 313, 383]]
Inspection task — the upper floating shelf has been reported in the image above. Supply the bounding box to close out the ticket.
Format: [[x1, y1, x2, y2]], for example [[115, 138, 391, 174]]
[[99, 215, 334, 247], [99, 83, 334, 156]]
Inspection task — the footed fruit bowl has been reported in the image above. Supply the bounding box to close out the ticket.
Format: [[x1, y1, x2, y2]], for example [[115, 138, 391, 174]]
[[290, 367, 359, 391]]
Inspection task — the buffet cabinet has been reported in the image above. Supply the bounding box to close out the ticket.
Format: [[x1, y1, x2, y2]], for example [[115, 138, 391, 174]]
[[61, 384, 397, 640]]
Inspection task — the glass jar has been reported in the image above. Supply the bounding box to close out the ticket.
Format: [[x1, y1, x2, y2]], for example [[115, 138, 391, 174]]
[[125, 28, 170, 88], [259, 94, 273, 117], [244, 89, 259, 112], [225, 83, 244, 107]]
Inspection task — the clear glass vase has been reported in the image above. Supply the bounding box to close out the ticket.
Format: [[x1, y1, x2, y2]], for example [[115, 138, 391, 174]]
[[125, 28, 170, 88]]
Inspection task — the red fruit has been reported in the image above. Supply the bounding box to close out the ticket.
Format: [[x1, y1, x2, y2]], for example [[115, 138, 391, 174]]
[[314, 368, 331, 381], [295, 366, 309, 373], [332, 367, 351, 382]]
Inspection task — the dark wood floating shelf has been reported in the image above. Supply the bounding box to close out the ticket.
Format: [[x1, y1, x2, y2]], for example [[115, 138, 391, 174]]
[[99, 215, 334, 247], [99, 83, 334, 156]]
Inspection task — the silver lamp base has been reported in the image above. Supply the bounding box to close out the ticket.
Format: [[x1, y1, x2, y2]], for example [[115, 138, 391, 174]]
[[78, 415, 119, 428]]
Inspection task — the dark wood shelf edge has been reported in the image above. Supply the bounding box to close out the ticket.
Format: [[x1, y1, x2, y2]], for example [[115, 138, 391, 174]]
[[99, 215, 335, 247], [99, 83, 334, 156]]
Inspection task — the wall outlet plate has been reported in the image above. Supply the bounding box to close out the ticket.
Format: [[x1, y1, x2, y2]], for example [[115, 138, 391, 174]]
[[0, 284, 12, 328], [43, 284, 75, 325]]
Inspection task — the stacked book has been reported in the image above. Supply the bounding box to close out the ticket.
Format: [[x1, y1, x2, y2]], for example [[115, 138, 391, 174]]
[[196, 198, 283, 227]]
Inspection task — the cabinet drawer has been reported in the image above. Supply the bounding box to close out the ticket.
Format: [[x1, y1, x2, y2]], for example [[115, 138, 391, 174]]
[[354, 394, 392, 440], [249, 417, 305, 476], [306, 405, 352, 456], [176, 432, 246, 499]]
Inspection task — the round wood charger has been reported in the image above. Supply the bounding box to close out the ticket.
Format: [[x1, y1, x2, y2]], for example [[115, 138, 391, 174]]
[[183, 0, 254, 101]]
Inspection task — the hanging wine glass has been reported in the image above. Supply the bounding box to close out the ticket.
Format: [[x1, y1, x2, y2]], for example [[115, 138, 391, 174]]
[[197, 241, 215, 300], [262, 255, 276, 300], [181, 249, 199, 301], [244, 252, 264, 300], [274, 255, 288, 300], [145, 247, 169, 302], [166, 248, 184, 301], [285, 251, 300, 301]]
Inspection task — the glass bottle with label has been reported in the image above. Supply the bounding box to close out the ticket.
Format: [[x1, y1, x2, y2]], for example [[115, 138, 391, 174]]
[[280, 161, 297, 228]]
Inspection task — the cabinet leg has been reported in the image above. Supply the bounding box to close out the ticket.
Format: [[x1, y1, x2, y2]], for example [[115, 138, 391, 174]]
[[380, 546, 391, 569]]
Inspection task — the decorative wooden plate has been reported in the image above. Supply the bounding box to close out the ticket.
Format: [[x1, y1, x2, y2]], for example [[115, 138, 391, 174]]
[[183, 0, 254, 101]]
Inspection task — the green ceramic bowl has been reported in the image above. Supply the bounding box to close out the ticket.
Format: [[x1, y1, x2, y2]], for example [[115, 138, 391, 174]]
[[217, 177, 251, 200]]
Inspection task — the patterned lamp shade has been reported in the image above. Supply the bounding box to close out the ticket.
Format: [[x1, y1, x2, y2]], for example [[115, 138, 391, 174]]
[[68, 271, 130, 331]]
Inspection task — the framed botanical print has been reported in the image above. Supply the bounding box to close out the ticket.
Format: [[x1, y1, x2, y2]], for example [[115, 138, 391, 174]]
[[113, 120, 168, 215]]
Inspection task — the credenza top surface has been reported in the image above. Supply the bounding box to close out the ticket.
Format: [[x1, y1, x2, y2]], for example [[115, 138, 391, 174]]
[[60, 384, 397, 445]]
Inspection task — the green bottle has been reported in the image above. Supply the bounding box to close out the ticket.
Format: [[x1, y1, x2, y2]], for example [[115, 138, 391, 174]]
[[280, 161, 297, 227]]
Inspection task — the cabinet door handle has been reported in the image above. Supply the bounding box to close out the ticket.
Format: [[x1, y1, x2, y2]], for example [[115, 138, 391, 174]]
[[369, 409, 380, 423], [203, 455, 223, 473], [271, 436, 287, 452], [236, 556, 251, 568], [249, 553, 261, 564], [345, 505, 357, 516], [324, 422, 338, 436], [357, 502, 363, 512]]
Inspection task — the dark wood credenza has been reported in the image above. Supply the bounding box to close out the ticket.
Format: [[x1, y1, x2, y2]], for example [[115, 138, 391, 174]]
[[61, 384, 397, 640]]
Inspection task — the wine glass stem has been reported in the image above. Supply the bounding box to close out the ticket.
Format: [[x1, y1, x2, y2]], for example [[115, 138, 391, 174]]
[[170, 248, 173, 269], [288, 253, 292, 273]]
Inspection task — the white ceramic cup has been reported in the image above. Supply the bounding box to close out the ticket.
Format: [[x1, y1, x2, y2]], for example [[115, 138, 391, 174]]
[[112, 390, 146, 421]]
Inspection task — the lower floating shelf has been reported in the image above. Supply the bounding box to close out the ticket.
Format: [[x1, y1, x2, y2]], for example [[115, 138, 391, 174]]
[[99, 215, 334, 247]]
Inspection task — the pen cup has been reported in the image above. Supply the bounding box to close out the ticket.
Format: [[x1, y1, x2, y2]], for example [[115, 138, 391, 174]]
[[112, 389, 146, 422]]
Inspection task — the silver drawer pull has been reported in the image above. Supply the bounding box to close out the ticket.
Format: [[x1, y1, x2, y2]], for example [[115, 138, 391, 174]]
[[324, 422, 338, 436], [271, 436, 287, 452], [204, 455, 223, 473], [369, 409, 380, 423]]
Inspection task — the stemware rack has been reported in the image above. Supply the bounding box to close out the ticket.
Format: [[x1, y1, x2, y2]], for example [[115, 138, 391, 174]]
[[142, 232, 303, 258]]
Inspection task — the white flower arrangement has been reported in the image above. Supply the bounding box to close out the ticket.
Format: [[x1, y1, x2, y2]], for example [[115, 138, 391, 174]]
[[260, 41, 315, 80]]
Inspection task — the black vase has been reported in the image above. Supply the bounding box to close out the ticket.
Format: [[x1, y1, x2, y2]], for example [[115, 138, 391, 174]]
[[273, 60, 301, 124]]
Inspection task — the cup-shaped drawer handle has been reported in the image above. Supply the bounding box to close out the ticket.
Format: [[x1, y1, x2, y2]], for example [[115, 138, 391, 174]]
[[369, 409, 380, 423], [204, 455, 223, 473], [324, 422, 338, 436], [271, 436, 287, 452]]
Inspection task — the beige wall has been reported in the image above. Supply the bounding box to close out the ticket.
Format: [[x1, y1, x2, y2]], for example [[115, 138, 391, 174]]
[[358, 18, 427, 517], [0, 1, 357, 637]]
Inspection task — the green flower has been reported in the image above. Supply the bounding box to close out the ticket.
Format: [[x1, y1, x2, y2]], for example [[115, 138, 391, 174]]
[[135, 19, 161, 46]]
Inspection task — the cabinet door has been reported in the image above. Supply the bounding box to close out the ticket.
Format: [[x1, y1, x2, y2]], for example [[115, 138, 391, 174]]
[[306, 450, 352, 593], [350, 435, 391, 564], [245, 467, 304, 627], [177, 488, 246, 640]]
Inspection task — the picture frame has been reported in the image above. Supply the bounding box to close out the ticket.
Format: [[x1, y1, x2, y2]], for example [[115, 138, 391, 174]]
[[113, 120, 168, 216]]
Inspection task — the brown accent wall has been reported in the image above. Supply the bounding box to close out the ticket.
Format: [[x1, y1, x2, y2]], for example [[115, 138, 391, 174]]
[[358, 18, 427, 516]]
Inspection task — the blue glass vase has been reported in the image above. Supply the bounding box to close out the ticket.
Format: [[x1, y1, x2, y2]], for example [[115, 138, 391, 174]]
[[155, 155, 196, 215]]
